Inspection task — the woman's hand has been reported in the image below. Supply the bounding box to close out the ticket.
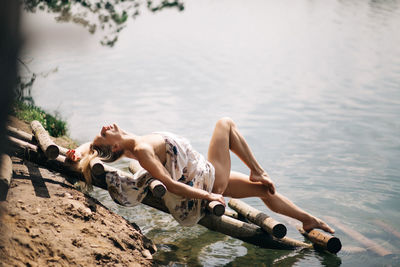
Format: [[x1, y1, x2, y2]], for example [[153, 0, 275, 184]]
[[207, 193, 226, 206], [250, 171, 276, 194], [66, 149, 82, 162]]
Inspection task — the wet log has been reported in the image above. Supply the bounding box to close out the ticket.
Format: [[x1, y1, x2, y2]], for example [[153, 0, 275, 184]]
[[228, 198, 287, 238], [8, 133, 311, 250], [325, 216, 391, 256], [297, 227, 342, 254], [0, 154, 13, 197], [30, 120, 59, 159]]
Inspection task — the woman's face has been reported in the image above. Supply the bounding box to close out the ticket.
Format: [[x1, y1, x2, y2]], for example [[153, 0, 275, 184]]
[[92, 123, 122, 148]]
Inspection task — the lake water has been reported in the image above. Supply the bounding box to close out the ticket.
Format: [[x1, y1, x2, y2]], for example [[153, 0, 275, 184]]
[[21, 0, 400, 266]]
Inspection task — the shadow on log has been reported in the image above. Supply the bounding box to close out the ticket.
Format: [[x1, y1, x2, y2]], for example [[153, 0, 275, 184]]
[[229, 198, 287, 238]]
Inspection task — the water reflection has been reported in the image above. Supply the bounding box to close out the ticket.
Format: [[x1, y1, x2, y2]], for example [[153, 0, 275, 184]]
[[21, 0, 184, 46]]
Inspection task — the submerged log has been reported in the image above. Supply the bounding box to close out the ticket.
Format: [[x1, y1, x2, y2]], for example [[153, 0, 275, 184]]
[[298, 227, 342, 254], [229, 198, 287, 238], [30, 120, 59, 160], [325, 216, 391, 256], [8, 133, 310, 250]]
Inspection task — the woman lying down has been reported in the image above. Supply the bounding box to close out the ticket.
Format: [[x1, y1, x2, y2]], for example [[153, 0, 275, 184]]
[[67, 117, 334, 232]]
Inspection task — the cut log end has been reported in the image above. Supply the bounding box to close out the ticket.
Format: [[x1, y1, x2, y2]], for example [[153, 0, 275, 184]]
[[91, 163, 105, 176], [208, 201, 225, 216], [326, 236, 342, 254], [272, 223, 287, 239], [149, 180, 166, 198], [45, 145, 60, 160]]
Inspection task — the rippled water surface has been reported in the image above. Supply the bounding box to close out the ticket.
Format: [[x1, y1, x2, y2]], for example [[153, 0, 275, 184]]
[[22, 0, 400, 266]]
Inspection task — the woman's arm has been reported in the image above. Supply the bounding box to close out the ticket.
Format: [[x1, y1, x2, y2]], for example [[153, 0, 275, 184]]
[[66, 142, 91, 161], [136, 145, 225, 205]]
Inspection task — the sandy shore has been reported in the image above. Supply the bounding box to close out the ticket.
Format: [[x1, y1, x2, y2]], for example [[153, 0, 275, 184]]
[[0, 117, 155, 266]]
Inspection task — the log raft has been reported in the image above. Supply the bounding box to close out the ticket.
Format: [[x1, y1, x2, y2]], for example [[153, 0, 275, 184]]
[[6, 123, 315, 251]]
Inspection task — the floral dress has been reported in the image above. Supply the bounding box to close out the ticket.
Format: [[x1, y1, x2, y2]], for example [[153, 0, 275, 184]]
[[105, 132, 215, 226]]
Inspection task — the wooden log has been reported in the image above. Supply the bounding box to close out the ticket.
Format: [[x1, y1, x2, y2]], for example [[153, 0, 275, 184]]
[[8, 135, 38, 153], [90, 157, 105, 176], [0, 154, 13, 192], [224, 208, 239, 219], [30, 120, 59, 159], [325, 216, 392, 256], [7, 135, 84, 180], [8, 134, 312, 250], [207, 201, 225, 216], [198, 213, 310, 250], [141, 194, 310, 250], [298, 227, 342, 254], [148, 179, 166, 198], [6, 125, 35, 143], [229, 198, 287, 238]]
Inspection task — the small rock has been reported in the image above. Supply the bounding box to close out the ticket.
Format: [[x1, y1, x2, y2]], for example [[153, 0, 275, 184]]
[[64, 192, 73, 199], [30, 228, 40, 238], [141, 249, 153, 260], [31, 208, 41, 215]]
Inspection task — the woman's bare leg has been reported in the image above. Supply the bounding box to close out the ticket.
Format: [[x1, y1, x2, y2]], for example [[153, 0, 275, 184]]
[[207, 117, 334, 233], [207, 117, 274, 194], [225, 171, 335, 233]]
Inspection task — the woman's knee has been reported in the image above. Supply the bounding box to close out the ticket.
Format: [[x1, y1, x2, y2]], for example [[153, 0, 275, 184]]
[[216, 117, 236, 130]]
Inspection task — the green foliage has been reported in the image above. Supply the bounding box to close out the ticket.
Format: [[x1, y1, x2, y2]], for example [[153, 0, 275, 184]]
[[13, 101, 68, 137], [21, 0, 185, 47]]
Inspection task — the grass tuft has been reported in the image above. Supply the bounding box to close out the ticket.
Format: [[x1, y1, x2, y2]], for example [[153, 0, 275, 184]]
[[12, 101, 67, 137]]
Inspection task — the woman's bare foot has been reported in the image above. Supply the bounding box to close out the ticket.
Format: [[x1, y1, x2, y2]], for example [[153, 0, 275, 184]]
[[249, 171, 276, 194], [303, 216, 335, 234]]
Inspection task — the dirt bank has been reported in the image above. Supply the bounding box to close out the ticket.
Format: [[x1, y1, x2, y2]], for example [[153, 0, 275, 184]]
[[0, 117, 155, 266]]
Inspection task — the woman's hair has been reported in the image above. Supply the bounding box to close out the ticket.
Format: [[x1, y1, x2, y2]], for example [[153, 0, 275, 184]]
[[79, 144, 124, 187]]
